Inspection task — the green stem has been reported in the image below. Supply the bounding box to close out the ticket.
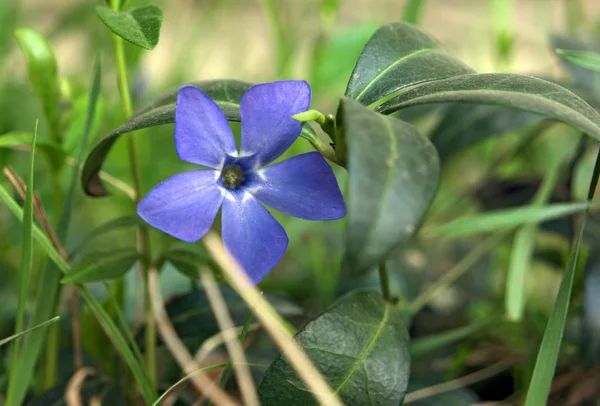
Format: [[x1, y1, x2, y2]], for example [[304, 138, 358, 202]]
[[42, 324, 59, 388], [378, 262, 392, 301], [110, 0, 156, 390]]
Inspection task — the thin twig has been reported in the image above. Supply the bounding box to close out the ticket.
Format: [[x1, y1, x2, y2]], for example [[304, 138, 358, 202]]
[[200, 270, 260, 406], [147, 266, 238, 406], [403, 359, 515, 404], [65, 367, 95, 406], [203, 232, 343, 406]]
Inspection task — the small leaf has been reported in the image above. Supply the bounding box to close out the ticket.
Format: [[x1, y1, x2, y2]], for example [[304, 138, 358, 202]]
[[556, 49, 600, 73], [13, 28, 59, 128], [551, 34, 600, 91], [61, 248, 139, 284], [81, 79, 252, 196], [95, 5, 163, 50], [258, 289, 411, 405], [164, 246, 218, 280], [69, 215, 145, 258], [376, 73, 600, 142], [345, 22, 474, 106], [338, 97, 440, 274]]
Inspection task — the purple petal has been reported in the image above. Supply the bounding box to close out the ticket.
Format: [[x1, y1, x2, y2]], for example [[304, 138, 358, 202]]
[[240, 81, 311, 166], [249, 152, 346, 220], [221, 193, 288, 284], [137, 170, 223, 242], [175, 85, 237, 168]]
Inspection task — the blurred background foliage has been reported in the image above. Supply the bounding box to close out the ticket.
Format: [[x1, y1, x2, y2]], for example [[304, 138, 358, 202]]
[[2, 0, 600, 404]]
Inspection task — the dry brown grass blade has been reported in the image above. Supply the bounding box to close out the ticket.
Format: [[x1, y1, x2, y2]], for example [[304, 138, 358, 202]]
[[147, 266, 239, 406], [202, 232, 344, 406], [200, 269, 259, 406]]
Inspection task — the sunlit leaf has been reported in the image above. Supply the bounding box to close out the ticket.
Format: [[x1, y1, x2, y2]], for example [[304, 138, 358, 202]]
[[95, 5, 163, 50]]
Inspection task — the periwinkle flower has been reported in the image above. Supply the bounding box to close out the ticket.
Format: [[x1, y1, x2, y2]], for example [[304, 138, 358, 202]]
[[137, 81, 346, 283]]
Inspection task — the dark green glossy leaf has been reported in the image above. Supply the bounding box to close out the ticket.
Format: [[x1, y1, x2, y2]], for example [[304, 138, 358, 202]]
[[61, 248, 139, 284], [95, 5, 163, 50], [377, 73, 600, 141], [69, 215, 145, 258], [429, 104, 540, 159], [345, 22, 474, 106], [164, 245, 218, 280], [0, 131, 65, 168], [338, 98, 439, 274], [13, 28, 59, 128], [81, 79, 252, 196], [258, 289, 411, 405]]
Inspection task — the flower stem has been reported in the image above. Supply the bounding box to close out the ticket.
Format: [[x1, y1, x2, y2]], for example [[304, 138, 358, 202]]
[[378, 262, 392, 302], [110, 0, 156, 390]]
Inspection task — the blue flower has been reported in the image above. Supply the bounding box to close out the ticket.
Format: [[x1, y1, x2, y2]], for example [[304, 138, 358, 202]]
[[137, 80, 346, 283]]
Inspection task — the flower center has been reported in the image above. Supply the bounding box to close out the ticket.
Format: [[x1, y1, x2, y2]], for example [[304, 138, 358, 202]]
[[221, 164, 245, 189]]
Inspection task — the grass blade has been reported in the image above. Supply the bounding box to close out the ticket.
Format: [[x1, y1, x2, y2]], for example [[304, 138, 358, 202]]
[[425, 201, 598, 238], [5, 121, 37, 406], [402, 0, 426, 24], [0, 187, 156, 403], [524, 149, 600, 405], [556, 49, 600, 73], [0, 317, 60, 348], [506, 161, 563, 321]]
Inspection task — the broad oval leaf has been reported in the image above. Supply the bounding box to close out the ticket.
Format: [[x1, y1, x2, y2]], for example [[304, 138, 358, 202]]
[[345, 21, 474, 106], [14, 28, 59, 124], [376, 73, 600, 141], [95, 5, 163, 50], [81, 79, 252, 196], [61, 248, 139, 284], [258, 289, 411, 405], [339, 98, 440, 274]]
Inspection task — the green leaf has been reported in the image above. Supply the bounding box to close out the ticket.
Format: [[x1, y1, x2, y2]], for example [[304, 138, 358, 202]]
[[338, 98, 439, 274], [410, 323, 486, 358], [95, 5, 163, 50], [551, 35, 600, 92], [62, 248, 139, 284], [0, 317, 59, 348], [81, 79, 252, 196], [258, 289, 410, 405], [164, 246, 219, 280], [13, 28, 59, 136], [524, 150, 600, 405], [69, 215, 145, 258], [429, 104, 540, 159], [556, 49, 600, 74], [345, 22, 474, 106], [0, 131, 65, 168], [6, 121, 37, 406], [425, 201, 599, 238], [376, 73, 600, 141]]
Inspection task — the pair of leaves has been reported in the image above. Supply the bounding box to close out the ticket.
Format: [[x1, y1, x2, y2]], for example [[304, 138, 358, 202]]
[[258, 290, 410, 405], [340, 22, 600, 275]]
